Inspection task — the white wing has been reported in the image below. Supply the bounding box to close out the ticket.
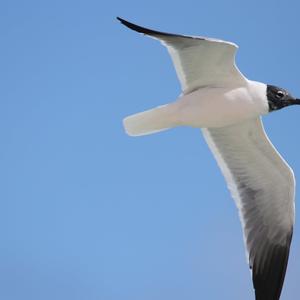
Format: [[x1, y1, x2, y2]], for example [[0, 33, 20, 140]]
[[202, 118, 295, 299], [117, 17, 247, 94]]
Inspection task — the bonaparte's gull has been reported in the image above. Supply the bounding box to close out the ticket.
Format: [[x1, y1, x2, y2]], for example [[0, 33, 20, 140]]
[[118, 17, 299, 300]]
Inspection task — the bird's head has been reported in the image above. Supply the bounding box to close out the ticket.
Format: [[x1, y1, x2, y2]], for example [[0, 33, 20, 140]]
[[267, 85, 300, 111]]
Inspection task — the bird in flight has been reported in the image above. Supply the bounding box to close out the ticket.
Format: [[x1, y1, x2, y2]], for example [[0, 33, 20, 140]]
[[117, 17, 299, 300]]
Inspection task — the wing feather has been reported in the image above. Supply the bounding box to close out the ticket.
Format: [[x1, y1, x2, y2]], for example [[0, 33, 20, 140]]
[[202, 118, 295, 299], [117, 17, 247, 93]]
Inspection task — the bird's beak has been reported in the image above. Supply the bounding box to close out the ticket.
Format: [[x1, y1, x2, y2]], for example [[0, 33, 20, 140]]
[[294, 98, 300, 105]]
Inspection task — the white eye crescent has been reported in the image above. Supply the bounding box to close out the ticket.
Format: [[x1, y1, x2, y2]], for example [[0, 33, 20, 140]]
[[276, 90, 285, 98]]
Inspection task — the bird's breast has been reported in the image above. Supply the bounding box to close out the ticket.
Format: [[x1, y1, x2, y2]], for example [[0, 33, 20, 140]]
[[174, 82, 268, 128]]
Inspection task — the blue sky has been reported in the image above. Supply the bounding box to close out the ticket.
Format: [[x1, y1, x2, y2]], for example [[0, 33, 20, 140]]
[[1, 0, 300, 299]]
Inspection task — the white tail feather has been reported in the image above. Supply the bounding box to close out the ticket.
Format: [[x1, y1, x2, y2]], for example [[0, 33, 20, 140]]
[[123, 104, 178, 136]]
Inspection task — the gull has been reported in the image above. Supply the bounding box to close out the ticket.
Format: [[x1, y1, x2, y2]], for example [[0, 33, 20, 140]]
[[117, 17, 299, 300]]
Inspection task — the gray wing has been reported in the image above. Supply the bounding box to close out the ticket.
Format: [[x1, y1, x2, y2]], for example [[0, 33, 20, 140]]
[[202, 118, 295, 299], [117, 17, 247, 94]]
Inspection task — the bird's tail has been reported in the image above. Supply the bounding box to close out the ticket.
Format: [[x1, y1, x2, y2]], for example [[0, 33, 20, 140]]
[[123, 103, 179, 136]]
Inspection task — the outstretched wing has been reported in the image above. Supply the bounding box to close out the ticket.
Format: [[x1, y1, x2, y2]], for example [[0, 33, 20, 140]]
[[202, 118, 295, 300], [117, 17, 247, 94]]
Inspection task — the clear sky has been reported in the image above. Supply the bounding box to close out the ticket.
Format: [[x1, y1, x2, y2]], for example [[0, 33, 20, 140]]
[[1, 0, 300, 299]]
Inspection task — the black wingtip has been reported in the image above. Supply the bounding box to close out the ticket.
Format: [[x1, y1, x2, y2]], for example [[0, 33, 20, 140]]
[[116, 16, 124, 23], [116, 17, 160, 36], [116, 17, 146, 33], [116, 17, 187, 39], [252, 232, 293, 300], [116, 17, 132, 29]]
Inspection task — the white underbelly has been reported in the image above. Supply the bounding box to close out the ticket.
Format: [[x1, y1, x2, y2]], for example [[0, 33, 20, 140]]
[[174, 85, 268, 128]]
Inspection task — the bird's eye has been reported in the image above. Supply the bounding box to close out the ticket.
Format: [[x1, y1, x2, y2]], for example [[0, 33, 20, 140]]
[[276, 90, 285, 98]]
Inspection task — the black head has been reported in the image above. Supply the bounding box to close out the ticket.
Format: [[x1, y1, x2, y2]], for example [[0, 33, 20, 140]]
[[267, 85, 300, 112]]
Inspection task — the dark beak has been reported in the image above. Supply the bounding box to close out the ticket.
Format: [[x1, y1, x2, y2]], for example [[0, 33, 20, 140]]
[[294, 98, 300, 105]]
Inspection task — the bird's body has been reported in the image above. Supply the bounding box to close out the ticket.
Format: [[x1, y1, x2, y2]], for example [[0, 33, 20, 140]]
[[124, 81, 268, 136], [172, 80, 268, 128], [118, 17, 299, 300]]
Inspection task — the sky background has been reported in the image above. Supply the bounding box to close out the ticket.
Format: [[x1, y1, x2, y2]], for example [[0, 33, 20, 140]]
[[1, 0, 300, 299]]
